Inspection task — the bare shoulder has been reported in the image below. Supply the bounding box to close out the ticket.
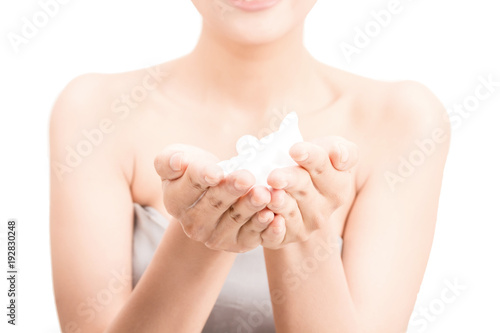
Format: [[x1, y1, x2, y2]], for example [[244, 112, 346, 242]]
[[321, 65, 451, 183], [50, 65, 169, 130], [375, 79, 450, 157], [376, 80, 451, 174], [331, 68, 448, 135], [49, 64, 171, 182], [381, 79, 450, 138], [336, 69, 449, 151]]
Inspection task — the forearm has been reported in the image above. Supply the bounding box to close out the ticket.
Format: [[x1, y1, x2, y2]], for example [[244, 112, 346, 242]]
[[264, 232, 362, 333], [106, 220, 236, 333]]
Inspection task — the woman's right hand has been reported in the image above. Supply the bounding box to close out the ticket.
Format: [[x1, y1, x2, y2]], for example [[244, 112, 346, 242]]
[[154, 144, 286, 253]]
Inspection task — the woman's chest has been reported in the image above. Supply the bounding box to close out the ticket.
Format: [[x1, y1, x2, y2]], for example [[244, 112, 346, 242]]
[[128, 107, 364, 236]]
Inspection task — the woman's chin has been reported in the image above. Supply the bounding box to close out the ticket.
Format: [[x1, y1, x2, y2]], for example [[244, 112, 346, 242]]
[[211, 17, 296, 46], [223, 29, 288, 46], [193, 0, 313, 46]]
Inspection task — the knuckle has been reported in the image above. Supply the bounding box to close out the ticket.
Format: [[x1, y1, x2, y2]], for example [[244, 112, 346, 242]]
[[250, 223, 266, 234], [289, 171, 311, 195], [207, 195, 225, 210], [312, 163, 329, 177], [313, 165, 326, 176], [187, 172, 205, 191], [191, 181, 205, 191], [227, 206, 244, 225], [310, 151, 330, 174], [296, 189, 309, 200]]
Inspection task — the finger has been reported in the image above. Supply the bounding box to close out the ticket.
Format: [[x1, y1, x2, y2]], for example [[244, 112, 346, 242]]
[[310, 136, 359, 171], [182, 170, 255, 240], [154, 144, 215, 181], [288, 141, 346, 196], [209, 186, 271, 241], [267, 166, 313, 201], [260, 215, 286, 249], [163, 160, 224, 211], [159, 151, 225, 217], [216, 208, 275, 252], [268, 166, 325, 232], [241, 208, 275, 233], [267, 188, 310, 243]]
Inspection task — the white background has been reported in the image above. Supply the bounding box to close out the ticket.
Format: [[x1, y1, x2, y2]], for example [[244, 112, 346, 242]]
[[0, 0, 499, 332]]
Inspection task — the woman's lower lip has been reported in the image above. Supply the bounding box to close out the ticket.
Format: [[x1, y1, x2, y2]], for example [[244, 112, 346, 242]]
[[228, 0, 282, 12]]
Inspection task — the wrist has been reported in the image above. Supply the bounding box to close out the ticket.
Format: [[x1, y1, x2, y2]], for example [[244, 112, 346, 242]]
[[263, 232, 341, 262], [168, 220, 237, 260]]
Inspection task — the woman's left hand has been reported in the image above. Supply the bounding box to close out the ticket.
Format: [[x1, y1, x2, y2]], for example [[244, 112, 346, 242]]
[[260, 136, 359, 249]]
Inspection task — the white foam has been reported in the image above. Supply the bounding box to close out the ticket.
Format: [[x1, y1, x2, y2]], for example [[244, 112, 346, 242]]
[[218, 112, 304, 186]]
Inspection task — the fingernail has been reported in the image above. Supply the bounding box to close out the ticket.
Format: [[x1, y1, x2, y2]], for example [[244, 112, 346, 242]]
[[258, 212, 267, 223], [234, 180, 249, 191], [258, 211, 272, 223], [204, 175, 219, 186], [205, 165, 224, 184], [294, 151, 309, 162], [275, 180, 288, 189], [169, 152, 183, 171], [338, 143, 349, 164], [250, 194, 262, 207]]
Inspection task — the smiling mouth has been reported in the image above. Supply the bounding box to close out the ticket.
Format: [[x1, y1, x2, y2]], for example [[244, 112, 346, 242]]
[[228, 0, 282, 12]]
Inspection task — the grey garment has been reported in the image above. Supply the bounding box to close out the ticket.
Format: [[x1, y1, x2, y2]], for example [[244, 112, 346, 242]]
[[132, 204, 343, 333]]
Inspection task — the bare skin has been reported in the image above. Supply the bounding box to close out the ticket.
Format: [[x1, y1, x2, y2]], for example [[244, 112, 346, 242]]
[[50, 1, 450, 332]]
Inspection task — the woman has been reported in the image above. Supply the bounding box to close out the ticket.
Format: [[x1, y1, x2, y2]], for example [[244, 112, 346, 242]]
[[49, 0, 450, 332]]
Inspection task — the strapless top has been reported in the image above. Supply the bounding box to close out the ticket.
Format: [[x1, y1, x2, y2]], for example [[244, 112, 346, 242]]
[[132, 203, 343, 332]]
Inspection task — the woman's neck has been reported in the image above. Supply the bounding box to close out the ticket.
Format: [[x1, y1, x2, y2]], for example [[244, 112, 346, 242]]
[[180, 22, 333, 116]]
